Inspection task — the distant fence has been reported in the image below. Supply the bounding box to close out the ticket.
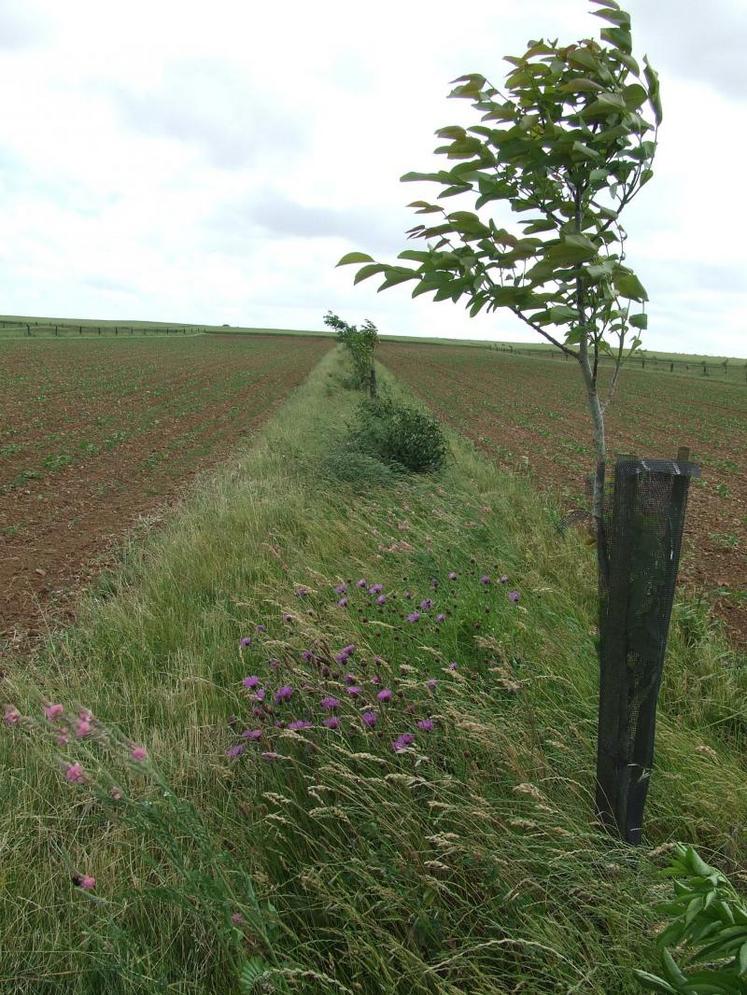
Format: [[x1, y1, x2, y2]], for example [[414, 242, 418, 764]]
[[490, 343, 747, 384], [0, 319, 210, 338]]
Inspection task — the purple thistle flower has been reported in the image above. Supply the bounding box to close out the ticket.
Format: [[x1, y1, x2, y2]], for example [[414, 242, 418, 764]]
[[368, 583, 384, 595], [226, 744, 245, 759], [356, 579, 367, 589], [334, 582, 348, 595], [254, 688, 266, 702], [323, 716, 340, 729], [256, 623, 267, 633], [377, 688, 393, 703], [371, 675, 381, 686], [231, 912, 244, 926], [499, 575, 509, 584], [301, 650, 314, 662], [448, 661, 458, 671], [321, 696, 340, 711], [392, 733, 415, 753], [242, 675, 261, 689], [435, 613, 446, 624], [376, 595, 387, 606], [268, 658, 281, 671], [239, 636, 252, 648], [508, 590, 520, 603], [241, 729, 262, 741], [344, 673, 357, 685], [448, 571, 458, 581], [287, 719, 313, 732], [334, 643, 356, 664], [426, 678, 438, 691], [420, 598, 432, 611], [274, 686, 293, 704], [346, 686, 362, 697], [480, 575, 491, 586], [406, 611, 421, 623], [337, 597, 348, 608], [361, 710, 378, 728], [417, 718, 435, 733]]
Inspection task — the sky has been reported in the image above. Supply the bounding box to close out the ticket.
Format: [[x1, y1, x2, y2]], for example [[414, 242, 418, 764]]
[[0, 0, 745, 357]]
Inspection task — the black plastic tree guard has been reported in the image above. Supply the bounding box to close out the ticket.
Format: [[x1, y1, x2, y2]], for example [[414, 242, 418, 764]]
[[596, 448, 700, 844]]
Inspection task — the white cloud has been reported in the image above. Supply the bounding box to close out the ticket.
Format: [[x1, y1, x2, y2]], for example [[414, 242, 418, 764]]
[[0, 0, 744, 356]]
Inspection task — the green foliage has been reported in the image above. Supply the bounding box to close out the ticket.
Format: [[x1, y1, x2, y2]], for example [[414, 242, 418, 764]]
[[352, 394, 448, 472], [338, 0, 660, 391], [636, 845, 747, 994], [323, 311, 378, 395]]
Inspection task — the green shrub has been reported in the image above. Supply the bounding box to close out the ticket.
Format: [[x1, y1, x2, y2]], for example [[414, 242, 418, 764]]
[[636, 845, 747, 994], [352, 396, 447, 473]]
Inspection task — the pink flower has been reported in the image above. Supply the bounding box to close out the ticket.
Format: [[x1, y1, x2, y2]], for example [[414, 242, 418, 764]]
[[231, 912, 244, 926], [241, 729, 262, 741], [323, 716, 340, 729], [361, 710, 378, 728], [417, 718, 435, 732], [3, 706, 20, 726], [44, 703, 64, 721], [508, 590, 520, 603], [56, 732, 69, 747], [426, 678, 437, 691], [64, 763, 85, 783], [346, 686, 362, 697], [226, 744, 245, 759], [130, 746, 147, 762], [75, 720, 92, 738], [74, 874, 96, 891], [242, 675, 261, 689], [377, 688, 393, 703], [78, 708, 94, 722], [337, 597, 348, 607]]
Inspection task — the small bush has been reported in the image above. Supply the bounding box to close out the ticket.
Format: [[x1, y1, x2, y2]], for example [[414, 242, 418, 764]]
[[352, 396, 447, 473]]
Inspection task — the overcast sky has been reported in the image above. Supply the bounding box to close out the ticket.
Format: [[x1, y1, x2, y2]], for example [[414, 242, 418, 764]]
[[0, 0, 745, 356]]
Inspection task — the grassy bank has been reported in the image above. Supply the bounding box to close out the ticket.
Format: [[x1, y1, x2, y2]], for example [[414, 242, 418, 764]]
[[2, 349, 745, 994]]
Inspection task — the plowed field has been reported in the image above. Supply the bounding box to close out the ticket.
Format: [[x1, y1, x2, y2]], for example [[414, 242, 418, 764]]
[[380, 342, 746, 645], [0, 334, 330, 645]]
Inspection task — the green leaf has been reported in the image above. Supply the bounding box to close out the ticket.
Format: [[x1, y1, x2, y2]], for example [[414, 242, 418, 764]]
[[623, 83, 648, 109], [592, 8, 631, 28], [337, 252, 374, 267], [569, 48, 600, 72], [408, 200, 443, 214], [353, 263, 388, 285], [549, 305, 579, 322], [661, 949, 689, 987], [559, 77, 604, 94], [614, 271, 648, 302], [629, 312, 648, 330], [601, 26, 632, 53], [631, 971, 677, 994], [644, 56, 663, 125]]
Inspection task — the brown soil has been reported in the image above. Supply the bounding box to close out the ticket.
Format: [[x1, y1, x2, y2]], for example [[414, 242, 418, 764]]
[[0, 334, 330, 651], [380, 342, 747, 648]]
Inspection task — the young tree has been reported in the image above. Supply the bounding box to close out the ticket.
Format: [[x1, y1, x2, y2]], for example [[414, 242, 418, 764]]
[[338, 0, 660, 563], [323, 311, 379, 397]]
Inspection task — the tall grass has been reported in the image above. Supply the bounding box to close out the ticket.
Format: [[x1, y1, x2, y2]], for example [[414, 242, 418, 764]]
[[1, 350, 745, 993]]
